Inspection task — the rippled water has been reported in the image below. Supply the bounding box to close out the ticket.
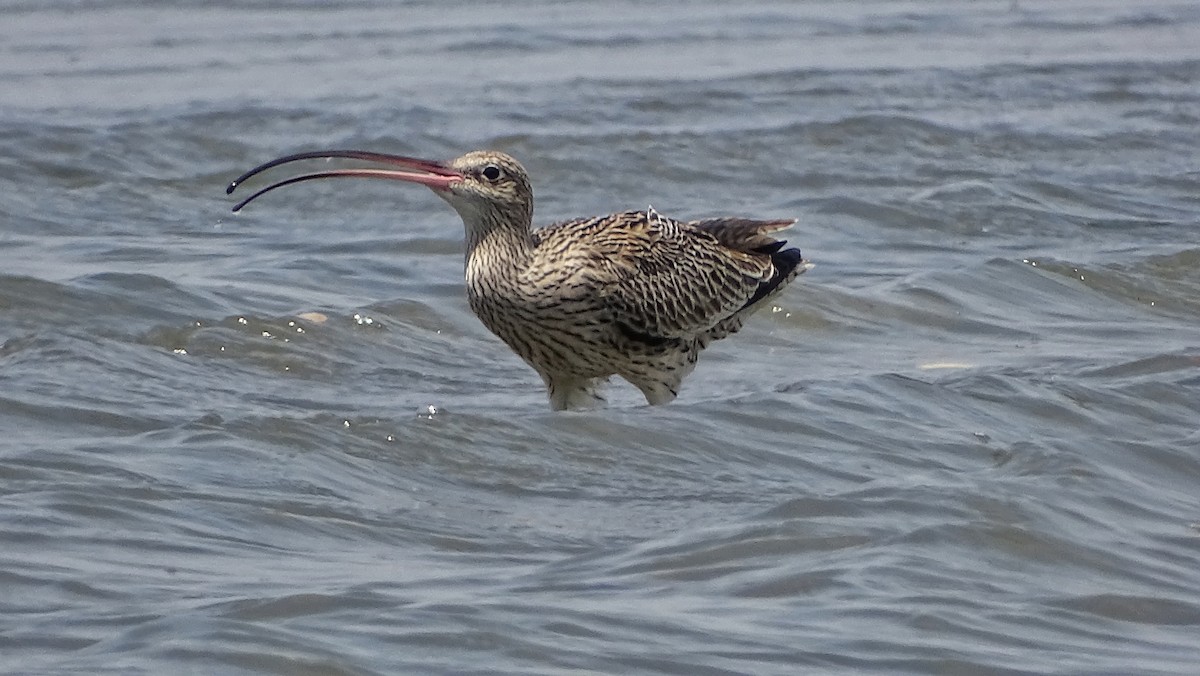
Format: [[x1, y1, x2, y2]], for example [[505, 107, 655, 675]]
[[3, 1, 1199, 674]]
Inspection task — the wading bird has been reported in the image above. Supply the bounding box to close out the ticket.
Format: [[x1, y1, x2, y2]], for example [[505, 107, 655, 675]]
[[227, 150, 809, 410]]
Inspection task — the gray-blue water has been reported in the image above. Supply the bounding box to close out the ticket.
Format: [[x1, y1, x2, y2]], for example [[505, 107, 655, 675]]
[[2, 1, 1199, 674]]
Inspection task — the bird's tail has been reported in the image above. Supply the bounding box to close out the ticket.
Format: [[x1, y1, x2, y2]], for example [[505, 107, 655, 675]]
[[707, 248, 809, 346], [687, 217, 796, 254], [686, 217, 806, 308], [687, 215, 810, 344], [741, 246, 808, 313]]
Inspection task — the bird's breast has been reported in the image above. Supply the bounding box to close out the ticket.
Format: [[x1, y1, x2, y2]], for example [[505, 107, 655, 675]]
[[465, 269, 622, 377]]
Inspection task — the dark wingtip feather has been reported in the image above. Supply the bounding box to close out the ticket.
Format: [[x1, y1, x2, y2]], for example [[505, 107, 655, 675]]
[[752, 240, 787, 255], [740, 246, 804, 311], [773, 247, 804, 277]]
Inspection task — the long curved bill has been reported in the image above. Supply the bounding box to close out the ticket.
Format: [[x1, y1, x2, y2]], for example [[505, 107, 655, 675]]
[[225, 150, 462, 212]]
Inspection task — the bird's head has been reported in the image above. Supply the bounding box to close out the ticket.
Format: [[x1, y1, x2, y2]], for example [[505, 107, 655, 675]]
[[436, 151, 533, 232], [226, 149, 535, 236]]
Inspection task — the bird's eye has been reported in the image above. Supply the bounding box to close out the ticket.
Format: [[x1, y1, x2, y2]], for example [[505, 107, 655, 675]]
[[481, 165, 502, 181]]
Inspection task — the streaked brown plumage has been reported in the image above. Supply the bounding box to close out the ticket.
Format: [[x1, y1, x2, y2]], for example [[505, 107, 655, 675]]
[[227, 150, 810, 409]]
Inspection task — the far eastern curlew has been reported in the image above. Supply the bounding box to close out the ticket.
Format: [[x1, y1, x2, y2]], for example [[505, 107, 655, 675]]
[[227, 149, 811, 410]]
